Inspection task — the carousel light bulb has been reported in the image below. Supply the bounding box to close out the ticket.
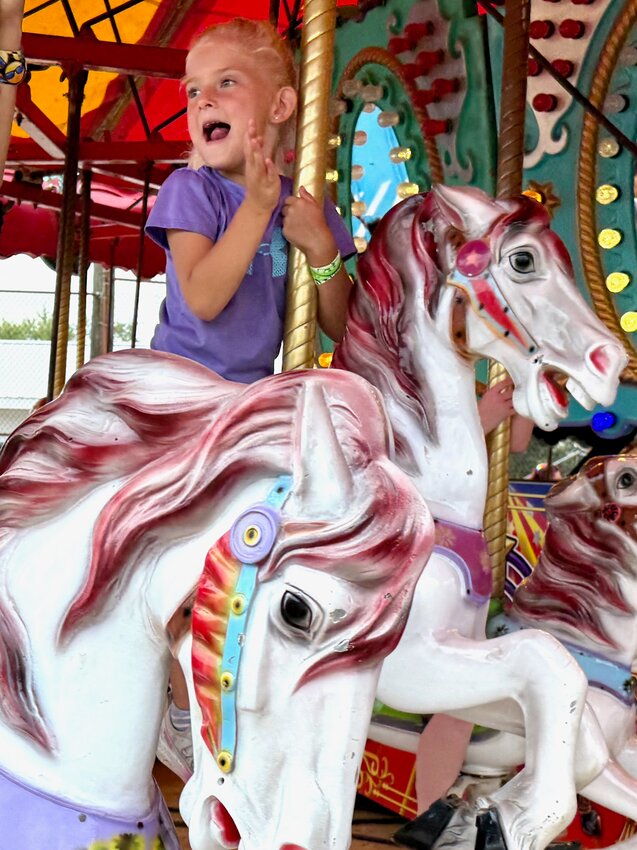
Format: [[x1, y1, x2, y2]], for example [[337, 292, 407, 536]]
[[591, 411, 617, 432], [523, 188, 544, 204], [604, 93, 628, 113], [360, 84, 383, 103], [606, 272, 631, 293], [328, 134, 342, 148], [353, 130, 368, 146], [620, 46, 637, 65], [351, 164, 364, 180], [378, 110, 400, 128], [351, 200, 367, 217], [598, 137, 620, 157], [598, 228, 622, 249], [363, 102, 376, 113], [318, 352, 333, 368], [342, 78, 363, 99], [325, 169, 339, 183], [595, 184, 619, 204], [354, 237, 368, 253], [329, 98, 347, 117], [620, 311, 637, 333], [397, 181, 420, 199], [389, 146, 412, 163]]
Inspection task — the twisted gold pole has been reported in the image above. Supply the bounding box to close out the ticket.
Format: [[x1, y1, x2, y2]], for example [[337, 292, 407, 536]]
[[484, 0, 531, 597], [577, 0, 637, 382], [282, 0, 337, 372]]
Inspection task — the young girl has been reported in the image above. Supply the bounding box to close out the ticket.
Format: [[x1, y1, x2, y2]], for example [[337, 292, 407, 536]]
[[146, 17, 356, 385], [145, 17, 356, 780]]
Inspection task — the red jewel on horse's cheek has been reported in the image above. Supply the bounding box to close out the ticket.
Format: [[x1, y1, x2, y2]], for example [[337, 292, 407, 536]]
[[456, 240, 492, 277], [601, 502, 621, 523]]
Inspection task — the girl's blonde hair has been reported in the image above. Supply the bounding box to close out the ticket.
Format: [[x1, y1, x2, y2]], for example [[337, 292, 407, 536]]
[[187, 18, 297, 172]]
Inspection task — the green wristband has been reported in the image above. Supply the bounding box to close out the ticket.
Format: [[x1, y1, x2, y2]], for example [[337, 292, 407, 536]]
[[309, 251, 343, 286]]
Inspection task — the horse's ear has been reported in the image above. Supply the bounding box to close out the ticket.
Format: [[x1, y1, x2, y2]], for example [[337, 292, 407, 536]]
[[431, 184, 502, 238], [290, 379, 354, 518]]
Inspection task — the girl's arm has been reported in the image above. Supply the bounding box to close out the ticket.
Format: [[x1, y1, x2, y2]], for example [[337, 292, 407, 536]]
[[282, 186, 352, 342], [169, 124, 281, 321]]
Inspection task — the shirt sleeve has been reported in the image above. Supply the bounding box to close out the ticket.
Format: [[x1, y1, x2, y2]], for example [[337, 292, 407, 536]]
[[322, 197, 357, 262], [146, 168, 221, 250]]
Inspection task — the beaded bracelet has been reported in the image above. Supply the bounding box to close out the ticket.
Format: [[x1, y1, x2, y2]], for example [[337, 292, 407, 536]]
[[0, 49, 27, 86], [308, 251, 343, 286]]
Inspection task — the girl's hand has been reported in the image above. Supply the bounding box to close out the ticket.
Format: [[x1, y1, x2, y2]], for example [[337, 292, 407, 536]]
[[282, 185, 336, 265], [478, 378, 516, 436], [243, 119, 280, 215]]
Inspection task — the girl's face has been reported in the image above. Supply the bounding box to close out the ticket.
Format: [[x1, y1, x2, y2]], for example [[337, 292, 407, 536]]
[[184, 40, 291, 183]]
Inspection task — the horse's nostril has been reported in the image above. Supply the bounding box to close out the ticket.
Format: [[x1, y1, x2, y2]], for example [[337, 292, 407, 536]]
[[587, 344, 611, 375]]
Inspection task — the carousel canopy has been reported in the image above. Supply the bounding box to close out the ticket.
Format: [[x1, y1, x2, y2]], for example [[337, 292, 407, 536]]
[[1, 0, 358, 276]]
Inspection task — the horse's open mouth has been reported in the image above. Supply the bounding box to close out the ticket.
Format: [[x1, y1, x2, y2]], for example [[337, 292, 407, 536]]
[[540, 370, 569, 413], [211, 797, 241, 849]]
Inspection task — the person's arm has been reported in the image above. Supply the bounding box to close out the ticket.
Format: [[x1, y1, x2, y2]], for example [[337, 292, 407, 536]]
[[282, 186, 352, 342], [510, 413, 534, 453], [0, 0, 26, 177], [477, 378, 534, 452], [169, 122, 280, 321]]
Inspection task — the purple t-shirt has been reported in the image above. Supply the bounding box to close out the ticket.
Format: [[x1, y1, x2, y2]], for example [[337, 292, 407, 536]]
[[146, 167, 356, 383]]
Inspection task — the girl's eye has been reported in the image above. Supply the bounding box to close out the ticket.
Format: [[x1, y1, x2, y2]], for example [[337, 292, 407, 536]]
[[220, 78, 235, 88], [186, 87, 200, 100]]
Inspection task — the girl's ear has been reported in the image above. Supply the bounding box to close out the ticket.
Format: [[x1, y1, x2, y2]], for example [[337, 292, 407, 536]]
[[271, 86, 297, 123]]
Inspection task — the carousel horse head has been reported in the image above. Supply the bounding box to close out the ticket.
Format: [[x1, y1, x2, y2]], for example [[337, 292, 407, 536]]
[[512, 454, 637, 655], [183, 368, 435, 850], [335, 184, 626, 438], [0, 350, 433, 850]]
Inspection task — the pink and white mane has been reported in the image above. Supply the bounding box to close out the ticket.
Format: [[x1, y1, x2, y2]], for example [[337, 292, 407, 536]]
[[0, 350, 429, 753], [512, 457, 637, 650]]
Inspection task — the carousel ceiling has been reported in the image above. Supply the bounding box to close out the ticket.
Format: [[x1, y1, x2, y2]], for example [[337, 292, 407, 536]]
[[0, 0, 358, 275]]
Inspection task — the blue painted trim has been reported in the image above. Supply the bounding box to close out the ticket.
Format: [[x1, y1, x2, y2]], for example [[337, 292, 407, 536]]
[[218, 475, 293, 769]]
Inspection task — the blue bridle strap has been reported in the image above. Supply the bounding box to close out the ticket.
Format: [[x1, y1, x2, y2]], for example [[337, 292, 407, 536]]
[[216, 475, 293, 773]]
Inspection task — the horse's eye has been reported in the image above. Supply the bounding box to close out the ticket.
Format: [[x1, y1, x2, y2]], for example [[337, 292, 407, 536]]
[[617, 469, 636, 490], [280, 591, 312, 632], [509, 251, 535, 274]]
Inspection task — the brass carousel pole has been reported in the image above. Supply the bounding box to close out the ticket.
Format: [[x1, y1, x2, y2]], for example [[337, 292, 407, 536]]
[[48, 66, 87, 400], [76, 168, 91, 370], [483, 0, 531, 597], [282, 0, 337, 372]]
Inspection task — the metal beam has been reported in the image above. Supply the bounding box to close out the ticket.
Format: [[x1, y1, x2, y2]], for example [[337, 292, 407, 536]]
[[0, 178, 143, 228], [7, 138, 188, 164], [15, 86, 67, 159], [22, 32, 186, 78]]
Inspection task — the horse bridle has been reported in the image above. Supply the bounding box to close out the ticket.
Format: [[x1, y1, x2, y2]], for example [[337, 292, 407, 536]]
[[448, 238, 538, 357], [214, 475, 293, 773]]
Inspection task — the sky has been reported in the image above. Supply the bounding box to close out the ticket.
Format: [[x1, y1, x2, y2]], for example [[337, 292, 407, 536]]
[[0, 253, 166, 347]]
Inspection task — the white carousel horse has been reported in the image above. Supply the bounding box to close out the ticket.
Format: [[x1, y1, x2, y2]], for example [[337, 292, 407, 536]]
[[458, 454, 637, 850], [0, 350, 434, 850], [332, 184, 627, 850]]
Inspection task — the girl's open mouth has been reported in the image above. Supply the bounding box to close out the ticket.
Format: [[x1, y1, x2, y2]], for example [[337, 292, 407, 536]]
[[203, 121, 231, 142]]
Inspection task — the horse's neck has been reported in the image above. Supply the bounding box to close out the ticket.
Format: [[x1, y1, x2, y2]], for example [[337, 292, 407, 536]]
[[0, 474, 278, 814], [0, 481, 170, 814], [394, 290, 488, 529]]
